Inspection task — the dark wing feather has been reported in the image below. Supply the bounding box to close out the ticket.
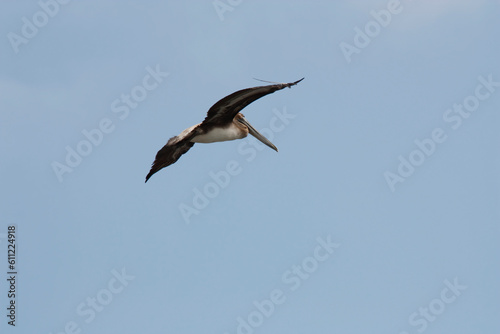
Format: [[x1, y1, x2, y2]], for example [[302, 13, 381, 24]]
[[202, 78, 304, 125], [145, 125, 201, 182]]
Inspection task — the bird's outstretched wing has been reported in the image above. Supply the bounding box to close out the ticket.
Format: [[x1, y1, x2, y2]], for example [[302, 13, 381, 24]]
[[202, 78, 304, 126], [145, 125, 199, 182]]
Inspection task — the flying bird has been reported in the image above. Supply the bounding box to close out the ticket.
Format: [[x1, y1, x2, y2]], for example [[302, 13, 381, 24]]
[[145, 78, 304, 182]]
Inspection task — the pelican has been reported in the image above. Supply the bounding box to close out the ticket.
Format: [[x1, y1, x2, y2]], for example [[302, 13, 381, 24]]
[[145, 78, 304, 182]]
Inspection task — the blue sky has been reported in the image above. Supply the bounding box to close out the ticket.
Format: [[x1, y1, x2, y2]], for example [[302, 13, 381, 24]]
[[1, 1, 499, 333]]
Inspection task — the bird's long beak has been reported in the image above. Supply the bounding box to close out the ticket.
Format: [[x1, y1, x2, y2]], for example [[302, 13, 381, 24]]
[[238, 117, 278, 152]]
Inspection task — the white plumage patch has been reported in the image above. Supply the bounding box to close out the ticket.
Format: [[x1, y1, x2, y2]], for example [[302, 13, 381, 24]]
[[192, 123, 246, 143]]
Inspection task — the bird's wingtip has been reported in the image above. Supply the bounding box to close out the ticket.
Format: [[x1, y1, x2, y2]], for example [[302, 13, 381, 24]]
[[288, 77, 304, 87], [253, 77, 304, 87]]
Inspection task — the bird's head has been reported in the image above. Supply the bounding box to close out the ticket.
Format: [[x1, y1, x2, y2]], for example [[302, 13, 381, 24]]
[[234, 113, 278, 152]]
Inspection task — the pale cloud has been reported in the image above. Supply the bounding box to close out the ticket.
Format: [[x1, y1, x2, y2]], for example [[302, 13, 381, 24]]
[[346, 0, 488, 29], [407, 0, 487, 18], [348, 0, 487, 12]]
